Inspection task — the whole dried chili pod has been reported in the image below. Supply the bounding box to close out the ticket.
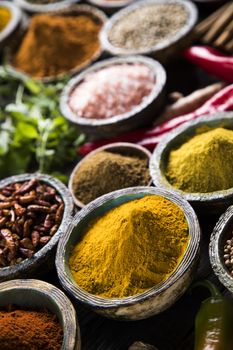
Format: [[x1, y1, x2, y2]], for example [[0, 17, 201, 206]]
[[183, 46, 233, 83], [194, 280, 233, 350]]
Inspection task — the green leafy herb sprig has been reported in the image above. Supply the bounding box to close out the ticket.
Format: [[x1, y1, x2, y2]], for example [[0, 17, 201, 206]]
[[0, 67, 85, 182]]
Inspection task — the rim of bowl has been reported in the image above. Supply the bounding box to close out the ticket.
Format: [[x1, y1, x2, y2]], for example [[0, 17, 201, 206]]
[[100, 0, 198, 56], [56, 186, 200, 309], [7, 4, 107, 83], [209, 205, 233, 293], [0, 279, 80, 350], [60, 55, 166, 127], [150, 111, 233, 204], [87, 0, 135, 9], [0, 1, 22, 43], [0, 173, 74, 280], [68, 142, 152, 208], [14, 0, 79, 13]]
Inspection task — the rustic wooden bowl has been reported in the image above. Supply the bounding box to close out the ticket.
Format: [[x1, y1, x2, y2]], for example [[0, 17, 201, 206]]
[[14, 0, 79, 13], [0, 279, 81, 350], [68, 142, 152, 208], [100, 0, 198, 63], [86, 0, 135, 15], [209, 205, 233, 294], [56, 186, 200, 320], [60, 55, 166, 138], [150, 112, 233, 215], [0, 1, 22, 50], [0, 173, 74, 282], [6, 4, 107, 83]]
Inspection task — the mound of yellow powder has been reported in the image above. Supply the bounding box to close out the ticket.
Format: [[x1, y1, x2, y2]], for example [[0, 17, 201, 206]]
[[166, 127, 233, 193], [69, 195, 189, 298]]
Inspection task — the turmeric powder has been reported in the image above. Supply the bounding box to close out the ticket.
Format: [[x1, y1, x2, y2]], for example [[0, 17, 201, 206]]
[[13, 14, 102, 78], [69, 195, 189, 298], [0, 7, 11, 32], [166, 127, 233, 193]]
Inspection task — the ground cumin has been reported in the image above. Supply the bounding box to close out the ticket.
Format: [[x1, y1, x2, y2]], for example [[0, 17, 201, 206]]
[[13, 14, 102, 78], [0, 309, 63, 350], [69, 195, 189, 298], [71, 150, 151, 204], [166, 127, 233, 193]]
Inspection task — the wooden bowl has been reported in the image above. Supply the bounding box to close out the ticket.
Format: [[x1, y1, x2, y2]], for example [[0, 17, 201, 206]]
[[14, 0, 79, 13], [0, 173, 74, 282], [68, 142, 152, 208], [209, 205, 233, 294], [56, 186, 200, 320], [0, 1, 22, 50], [150, 112, 233, 215], [6, 4, 107, 83], [86, 0, 135, 15], [0, 279, 81, 350], [100, 0, 198, 63], [60, 55, 166, 138]]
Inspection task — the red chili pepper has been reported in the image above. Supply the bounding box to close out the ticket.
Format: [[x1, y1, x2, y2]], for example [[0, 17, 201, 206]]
[[78, 84, 233, 156], [183, 46, 233, 83]]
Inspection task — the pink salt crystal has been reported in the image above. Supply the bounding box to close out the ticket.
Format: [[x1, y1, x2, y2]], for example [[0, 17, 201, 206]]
[[69, 63, 155, 120]]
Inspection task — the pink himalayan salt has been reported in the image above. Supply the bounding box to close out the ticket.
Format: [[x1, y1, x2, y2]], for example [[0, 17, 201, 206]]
[[68, 63, 155, 120]]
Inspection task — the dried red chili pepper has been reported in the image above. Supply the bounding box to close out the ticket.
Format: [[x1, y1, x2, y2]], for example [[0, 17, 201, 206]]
[[183, 46, 233, 83], [78, 84, 233, 155]]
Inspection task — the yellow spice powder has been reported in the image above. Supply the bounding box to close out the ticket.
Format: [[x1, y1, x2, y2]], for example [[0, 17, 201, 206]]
[[166, 127, 233, 193], [69, 195, 189, 298], [0, 7, 11, 32]]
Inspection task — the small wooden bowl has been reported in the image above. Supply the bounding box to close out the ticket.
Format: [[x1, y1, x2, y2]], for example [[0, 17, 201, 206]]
[[86, 0, 135, 15], [56, 186, 200, 320], [6, 4, 107, 83], [150, 112, 233, 215], [0, 173, 74, 282], [68, 142, 152, 208], [60, 55, 166, 138], [209, 205, 233, 294], [100, 0, 198, 63], [0, 1, 22, 50], [0, 279, 81, 350], [14, 0, 79, 13]]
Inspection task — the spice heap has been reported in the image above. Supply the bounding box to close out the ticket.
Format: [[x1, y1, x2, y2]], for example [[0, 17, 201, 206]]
[[13, 14, 102, 78], [0, 178, 64, 267], [69, 63, 155, 120], [0, 7, 11, 32], [0, 308, 63, 350], [223, 235, 233, 276], [70, 195, 189, 298], [166, 127, 233, 193], [71, 150, 150, 204], [108, 3, 188, 50]]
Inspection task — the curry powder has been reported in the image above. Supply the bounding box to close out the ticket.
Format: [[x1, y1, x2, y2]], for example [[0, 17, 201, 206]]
[[0, 7, 11, 32], [166, 127, 233, 193], [69, 195, 189, 298]]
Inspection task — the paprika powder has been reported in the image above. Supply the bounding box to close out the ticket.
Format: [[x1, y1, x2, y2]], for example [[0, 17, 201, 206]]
[[0, 308, 63, 350]]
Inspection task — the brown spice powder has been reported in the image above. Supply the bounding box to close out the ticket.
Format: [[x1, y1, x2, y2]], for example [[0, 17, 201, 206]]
[[13, 14, 102, 78], [0, 309, 63, 350], [72, 150, 151, 204]]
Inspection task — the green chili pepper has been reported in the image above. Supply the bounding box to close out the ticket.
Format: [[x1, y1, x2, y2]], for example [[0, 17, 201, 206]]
[[194, 280, 233, 350]]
